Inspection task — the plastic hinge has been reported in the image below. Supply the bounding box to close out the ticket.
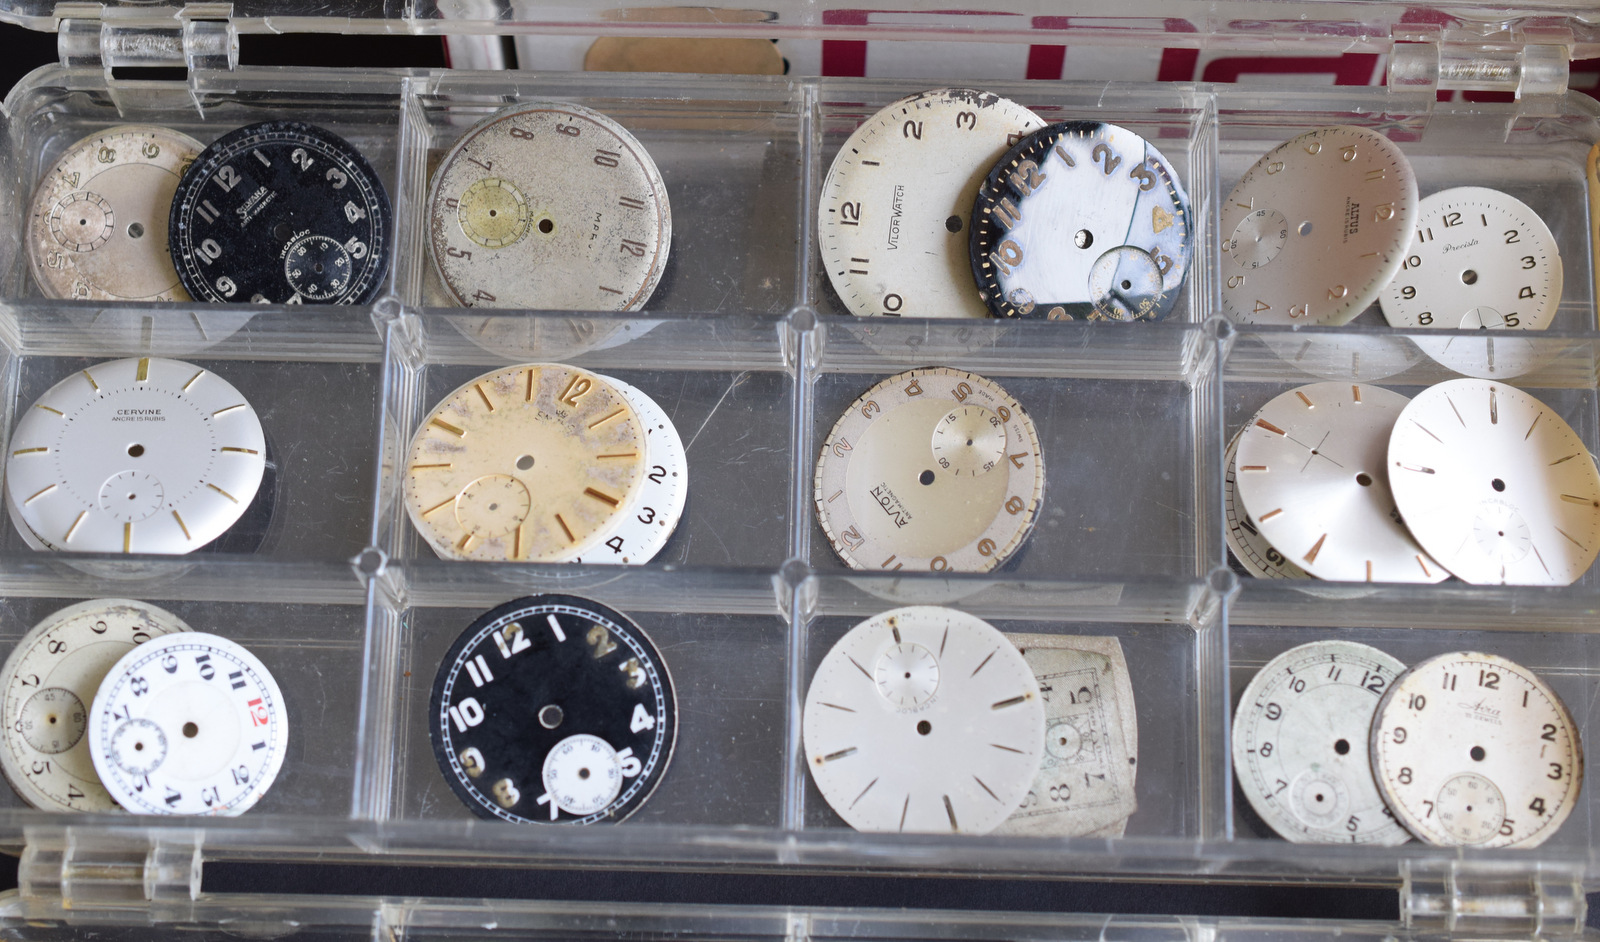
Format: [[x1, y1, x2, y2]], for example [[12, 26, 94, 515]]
[[57, 10, 237, 72], [17, 828, 201, 922], [1389, 27, 1571, 99], [1401, 858, 1586, 938]]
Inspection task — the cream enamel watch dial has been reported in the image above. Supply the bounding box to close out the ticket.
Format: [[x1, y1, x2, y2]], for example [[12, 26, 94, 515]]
[[28, 125, 202, 302], [1372, 652, 1581, 848], [818, 88, 1043, 319], [1222, 126, 1418, 327], [1387, 380, 1600, 585], [815, 368, 1044, 573], [428, 102, 671, 311], [1380, 187, 1562, 331], [570, 377, 688, 566], [1233, 640, 1409, 845], [1224, 430, 1308, 579], [405, 364, 646, 562], [5, 358, 267, 555], [1235, 382, 1446, 583], [88, 631, 287, 816], [803, 606, 1044, 834], [0, 599, 190, 812]]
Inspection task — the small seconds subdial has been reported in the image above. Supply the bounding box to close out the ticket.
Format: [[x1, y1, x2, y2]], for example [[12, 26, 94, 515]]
[[931, 405, 1005, 476]]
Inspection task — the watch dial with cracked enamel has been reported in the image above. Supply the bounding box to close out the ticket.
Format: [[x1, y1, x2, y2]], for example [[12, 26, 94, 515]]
[[429, 595, 675, 824]]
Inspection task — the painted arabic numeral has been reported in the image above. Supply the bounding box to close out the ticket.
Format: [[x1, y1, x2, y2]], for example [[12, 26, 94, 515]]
[[606, 536, 625, 554], [559, 375, 591, 405], [1392, 726, 1407, 744], [586, 624, 618, 659], [345, 237, 369, 259], [1422, 799, 1434, 818], [448, 696, 485, 731], [902, 120, 923, 140], [1417, 312, 1433, 325], [1400, 286, 1416, 300], [630, 703, 657, 733], [1522, 255, 1536, 269], [1505, 230, 1521, 244], [66, 784, 83, 799], [1478, 670, 1499, 689], [1505, 313, 1520, 326], [466, 156, 494, 172], [509, 126, 536, 140], [1530, 797, 1548, 815], [1442, 211, 1461, 227], [326, 167, 347, 189], [214, 165, 240, 193], [1519, 286, 1535, 299], [1227, 275, 1245, 289], [1264, 703, 1282, 720], [955, 111, 976, 130], [617, 747, 642, 777], [1091, 143, 1121, 176], [1259, 742, 1273, 757], [557, 124, 580, 137], [195, 653, 215, 680], [1398, 767, 1412, 784], [952, 381, 972, 402], [840, 526, 864, 549], [45, 639, 65, 655], [231, 765, 250, 785], [647, 465, 667, 484], [344, 201, 366, 223], [1005, 495, 1026, 515], [1542, 723, 1557, 742], [1288, 677, 1306, 693], [215, 276, 237, 298], [977, 538, 996, 556], [200, 785, 220, 806], [291, 147, 314, 171], [1549, 763, 1564, 780], [130, 676, 150, 696], [1128, 163, 1157, 191], [164, 787, 182, 806], [594, 150, 621, 168], [620, 239, 646, 257], [1009, 159, 1045, 196], [1408, 693, 1426, 710], [63, 171, 81, 188], [839, 201, 861, 226], [1499, 819, 1516, 836], [472, 289, 495, 304], [1345, 815, 1360, 832], [1401, 254, 1422, 270], [637, 506, 656, 525]]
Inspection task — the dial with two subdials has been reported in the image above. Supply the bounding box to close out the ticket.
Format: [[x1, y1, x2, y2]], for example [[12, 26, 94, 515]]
[[1232, 640, 1409, 845], [1371, 652, 1581, 848], [803, 606, 1044, 834], [88, 631, 288, 816], [404, 364, 646, 563], [569, 377, 688, 566], [1234, 382, 1446, 583], [970, 121, 1192, 321], [0, 599, 190, 812], [169, 121, 391, 305], [1223, 430, 1307, 579], [814, 368, 1044, 573], [1380, 187, 1562, 331], [28, 125, 202, 302], [429, 595, 676, 824], [428, 102, 671, 311], [4, 357, 267, 555], [1387, 379, 1600, 585], [1222, 126, 1418, 327], [818, 88, 1043, 319]]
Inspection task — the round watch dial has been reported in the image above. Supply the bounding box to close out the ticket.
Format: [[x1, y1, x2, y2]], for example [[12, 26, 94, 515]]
[[818, 88, 1043, 319], [1380, 187, 1562, 331], [1222, 126, 1418, 327], [170, 121, 390, 305], [5, 357, 267, 555], [427, 102, 671, 311], [429, 595, 676, 824], [569, 377, 687, 566], [1387, 379, 1600, 585], [0, 599, 190, 812], [88, 631, 288, 816], [970, 121, 1192, 321], [1224, 429, 1308, 579], [803, 606, 1044, 834], [1235, 382, 1446, 583], [405, 364, 646, 563], [27, 125, 202, 302], [1372, 652, 1581, 848], [1232, 640, 1409, 845], [814, 368, 1044, 573]]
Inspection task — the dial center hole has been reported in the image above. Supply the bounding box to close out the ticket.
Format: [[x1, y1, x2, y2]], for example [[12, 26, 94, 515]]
[[182, 722, 198, 738], [918, 470, 935, 486], [134, 741, 144, 751], [314, 263, 324, 274], [578, 767, 590, 780], [1121, 280, 1132, 290], [916, 720, 932, 736], [538, 704, 563, 729], [1314, 792, 1325, 803], [127, 222, 144, 239], [128, 444, 144, 458], [1298, 221, 1313, 237], [1462, 270, 1479, 285], [945, 215, 962, 233], [1470, 745, 1486, 762], [1074, 229, 1093, 250], [1334, 738, 1350, 754], [1356, 472, 1373, 487], [516, 455, 535, 471], [538, 218, 555, 235], [1492, 478, 1506, 492]]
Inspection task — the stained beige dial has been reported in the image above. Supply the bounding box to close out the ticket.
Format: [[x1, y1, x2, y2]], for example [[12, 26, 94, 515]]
[[815, 368, 1044, 572], [28, 125, 201, 302], [404, 364, 646, 562]]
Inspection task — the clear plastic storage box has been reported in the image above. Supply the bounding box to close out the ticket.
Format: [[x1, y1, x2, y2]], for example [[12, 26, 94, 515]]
[[0, 2, 1598, 939]]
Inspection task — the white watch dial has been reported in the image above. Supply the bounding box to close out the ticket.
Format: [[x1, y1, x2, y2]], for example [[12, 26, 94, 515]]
[[819, 88, 1043, 319], [1387, 379, 1600, 585], [1222, 126, 1418, 327], [1371, 652, 1581, 848], [1224, 429, 1308, 579], [803, 606, 1044, 834], [570, 376, 688, 566], [1235, 382, 1446, 583], [1233, 640, 1410, 845]]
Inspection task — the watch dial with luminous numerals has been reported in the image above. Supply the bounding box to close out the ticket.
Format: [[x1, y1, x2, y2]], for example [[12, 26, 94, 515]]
[[170, 121, 391, 305], [970, 121, 1192, 322], [818, 88, 1043, 319], [429, 595, 676, 824], [1221, 126, 1417, 327], [427, 102, 671, 311], [1372, 652, 1581, 849]]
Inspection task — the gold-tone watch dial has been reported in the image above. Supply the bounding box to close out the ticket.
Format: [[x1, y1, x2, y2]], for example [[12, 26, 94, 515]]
[[404, 364, 646, 562]]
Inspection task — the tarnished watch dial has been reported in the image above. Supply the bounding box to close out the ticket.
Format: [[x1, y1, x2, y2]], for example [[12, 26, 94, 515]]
[[815, 368, 1044, 573], [818, 88, 1043, 319], [970, 121, 1192, 321], [404, 364, 646, 562], [28, 125, 202, 302], [1222, 126, 1417, 327], [427, 102, 671, 311]]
